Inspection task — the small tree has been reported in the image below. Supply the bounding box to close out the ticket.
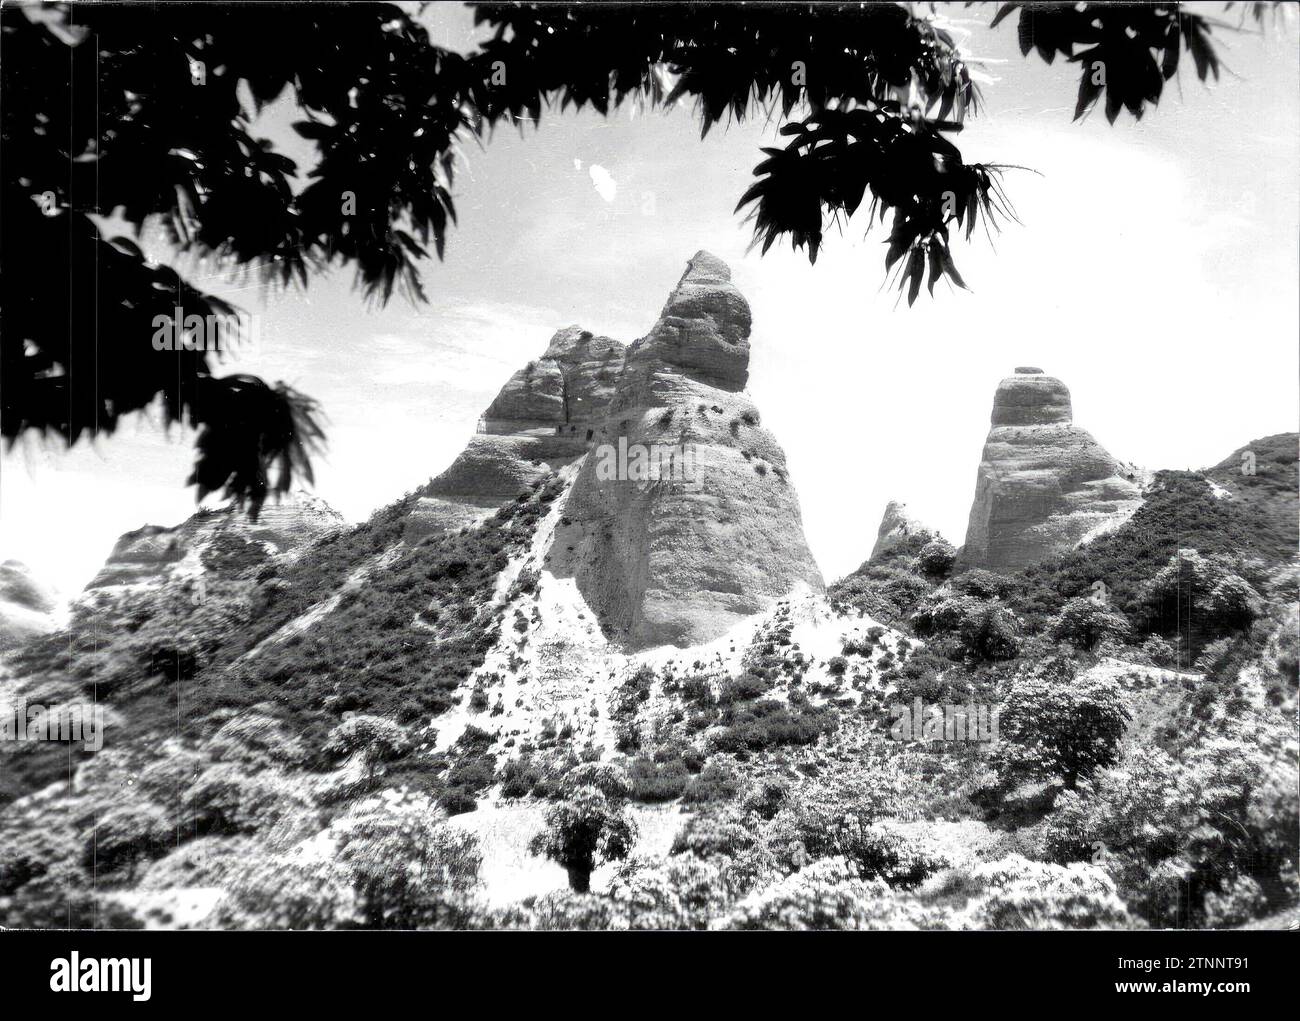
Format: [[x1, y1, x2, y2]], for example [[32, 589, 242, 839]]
[[1048, 597, 1133, 652], [959, 600, 1023, 661], [997, 658, 1130, 791], [529, 785, 637, 893]]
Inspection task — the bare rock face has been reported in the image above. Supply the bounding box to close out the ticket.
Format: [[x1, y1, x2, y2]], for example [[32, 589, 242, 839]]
[[0, 560, 58, 650], [407, 327, 626, 538], [615, 251, 751, 398], [960, 368, 1143, 571], [870, 501, 932, 560], [561, 251, 824, 648]]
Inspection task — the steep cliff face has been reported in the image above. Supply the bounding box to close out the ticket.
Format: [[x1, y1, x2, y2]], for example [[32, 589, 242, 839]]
[[560, 251, 824, 649], [960, 368, 1144, 572], [405, 327, 626, 538]]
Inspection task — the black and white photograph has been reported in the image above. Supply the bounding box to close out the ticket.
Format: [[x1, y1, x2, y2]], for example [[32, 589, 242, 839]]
[[0, 0, 1296, 989]]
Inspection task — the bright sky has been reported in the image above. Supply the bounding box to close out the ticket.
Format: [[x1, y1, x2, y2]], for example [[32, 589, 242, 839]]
[[3, 3, 1297, 600]]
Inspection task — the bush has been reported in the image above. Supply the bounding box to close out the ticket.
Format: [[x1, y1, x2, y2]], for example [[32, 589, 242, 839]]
[[626, 756, 690, 803], [742, 779, 791, 821], [182, 763, 307, 836], [85, 802, 171, 878], [912, 593, 1022, 661], [559, 762, 632, 801], [1138, 548, 1262, 648], [718, 671, 772, 704], [834, 821, 950, 889], [917, 538, 957, 578], [951, 569, 1018, 601], [138, 836, 254, 890], [670, 808, 759, 860], [526, 890, 623, 931], [323, 715, 412, 763], [959, 601, 1022, 661], [1139, 634, 1179, 668], [217, 854, 355, 930], [1042, 734, 1297, 927], [498, 757, 543, 799], [711, 699, 835, 753], [719, 859, 919, 930], [681, 760, 743, 804], [828, 564, 934, 628], [333, 798, 483, 928], [607, 855, 732, 929], [964, 856, 1133, 930]]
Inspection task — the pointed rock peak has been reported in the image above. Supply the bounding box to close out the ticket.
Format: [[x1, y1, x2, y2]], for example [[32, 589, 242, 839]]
[[661, 250, 750, 344], [678, 250, 732, 286], [991, 368, 1072, 426], [870, 501, 932, 560], [626, 251, 752, 392]]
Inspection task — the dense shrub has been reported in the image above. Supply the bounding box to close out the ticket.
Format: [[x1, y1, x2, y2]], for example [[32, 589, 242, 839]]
[[951, 569, 1019, 601], [626, 755, 690, 803], [720, 859, 920, 930], [1017, 471, 1285, 637], [670, 808, 759, 861], [607, 855, 732, 929], [1137, 548, 1262, 649], [681, 759, 743, 804], [192, 476, 565, 748], [963, 856, 1133, 930], [323, 715, 412, 763], [833, 821, 950, 889], [216, 854, 352, 930], [498, 757, 544, 799], [828, 535, 938, 628], [912, 593, 1022, 661], [711, 698, 835, 753], [333, 798, 483, 928], [917, 538, 957, 578]]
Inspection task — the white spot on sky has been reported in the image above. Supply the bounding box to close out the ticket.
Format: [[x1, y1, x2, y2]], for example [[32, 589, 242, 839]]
[[588, 164, 617, 204]]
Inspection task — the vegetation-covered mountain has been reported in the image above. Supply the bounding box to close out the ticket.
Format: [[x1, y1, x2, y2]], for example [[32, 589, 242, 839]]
[[1, 350, 1294, 929]]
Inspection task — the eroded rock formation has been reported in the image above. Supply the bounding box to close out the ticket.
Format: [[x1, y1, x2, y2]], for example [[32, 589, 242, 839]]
[[960, 368, 1144, 571], [406, 327, 626, 538], [412, 251, 822, 647], [869, 501, 932, 561], [561, 251, 824, 648]]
